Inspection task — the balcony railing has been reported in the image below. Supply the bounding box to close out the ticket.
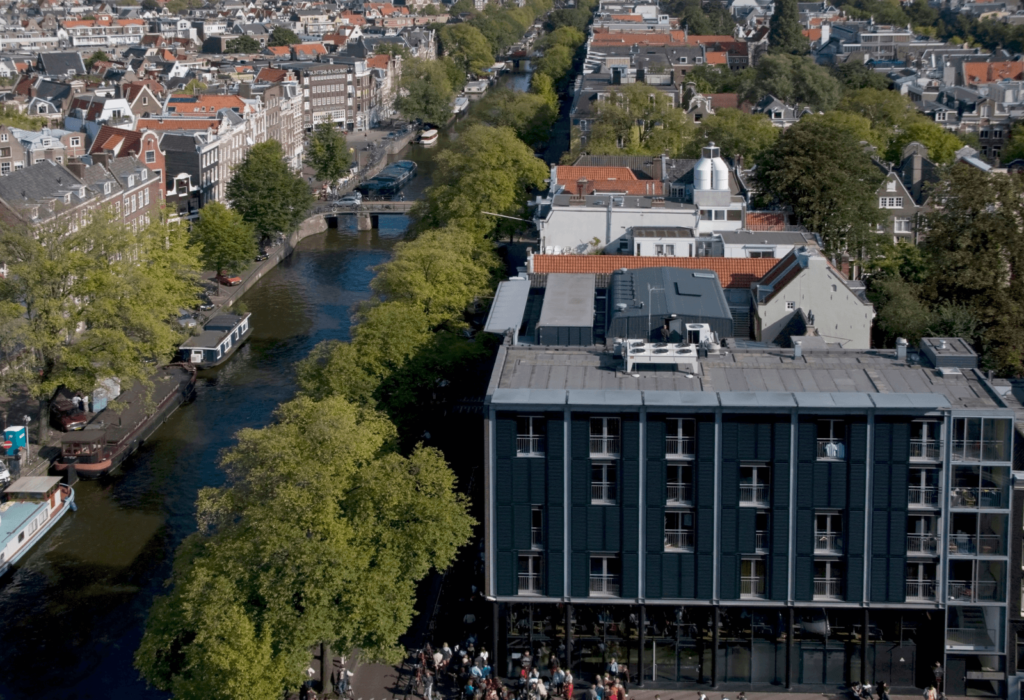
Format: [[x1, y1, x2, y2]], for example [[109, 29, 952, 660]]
[[591, 483, 616, 503], [951, 487, 1008, 509], [907, 533, 939, 555], [666, 483, 693, 504], [590, 436, 620, 457], [909, 486, 940, 507], [816, 439, 846, 461], [814, 532, 843, 554], [910, 439, 942, 461], [739, 483, 769, 505], [948, 534, 1003, 555], [516, 435, 544, 456], [741, 576, 766, 598], [590, 575, 620, 597], [906, 580, 937, 600], [518, 573, 542, 594], [952, 439, 1008, 462], [665, 529, 694, 550], [755, 530, 768, 552], [666, 436, 695, 459], [531, 527, 543, 548], [948, 579, 1001, 602], [813, 577, 842, 600], [947, 627, 997, 649]]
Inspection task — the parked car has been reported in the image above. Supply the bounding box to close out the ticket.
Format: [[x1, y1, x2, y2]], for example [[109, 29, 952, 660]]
[[255, 251, 270, 262], [215, 272, 242, 286], [335, 193, 362, 207], [177, 309, 198, 329], [197, 293, 215, 311], [50, 397, 88, 432]]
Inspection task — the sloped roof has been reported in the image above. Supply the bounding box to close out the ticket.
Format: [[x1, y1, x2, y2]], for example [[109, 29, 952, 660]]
[[89, 124, 142, 155], [256, 67, 288, 82], [137, 117, 219, 131], [963, 60, 1024, 84], [530, 255, 776, 288], [745, 212, 789, 231], [37, 51, 86, 76]]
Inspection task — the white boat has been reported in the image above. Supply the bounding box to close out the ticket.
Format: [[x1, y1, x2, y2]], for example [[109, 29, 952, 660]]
[[419, 128, 438, 146], [464, 79, 488, 94], [0, 476, 76, 578], [453, 96, 469, 114]]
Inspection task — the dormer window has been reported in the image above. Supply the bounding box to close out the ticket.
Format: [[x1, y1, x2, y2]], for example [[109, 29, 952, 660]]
[[128, 175, 135, 187], [30, 206, 38, 218], [78, 187, 85, 197], [140, 169, 147, 181], [63, 193, 71, 204], [103, 182, 111, 194], [887, 180, 897, 192]]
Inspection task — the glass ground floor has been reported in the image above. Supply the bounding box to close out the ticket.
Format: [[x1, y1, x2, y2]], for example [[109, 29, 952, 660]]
[[497, 604, 956, 693]]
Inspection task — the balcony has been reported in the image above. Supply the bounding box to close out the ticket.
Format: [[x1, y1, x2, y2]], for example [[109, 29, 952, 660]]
[[666, 483, 693, 505], [590, 575, 620, 597], [953, 440, 1008, 463], [741, 576, 766, 598], [907, 534, 940, 555], [755, 530, 768, 552], [591, 483, 615, 504], [813, 577, 842, 600], [666, 436, 695, 460], [590, 436, 620, 458], [910, 439, 942, 462], [516, 435, 544, 457], [948, 580, 1001, 602], [951, 487, 1008, 509], [665, 529, 694, 551], [909, 486, 940, 508], [814, 532, 843, 554], [816, 439, 846, 461], [906, 580, 937, 600], [531, 527, 543, 548], [948, 534, 1003, 556], [739, 483, 769, 506], [947, 627, 997, 650], [518, 573, 542, 594]]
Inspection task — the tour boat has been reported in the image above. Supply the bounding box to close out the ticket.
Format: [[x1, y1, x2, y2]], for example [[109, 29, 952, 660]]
[[178, 312, 251, 369], [52, 363, 197, 479], [0, 477, 76, 578], [419, 129, 438, 146]]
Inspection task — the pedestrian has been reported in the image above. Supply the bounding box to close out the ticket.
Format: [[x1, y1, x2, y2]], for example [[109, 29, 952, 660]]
[[522, 650, 532, 671], [925, 685, 937, 700], [305, 664, 316, 688], [426, 670, 434, 700], [434, 648, 444, 669], [564, 671, 573, 700], [879, 681, 890, 700], [608, 658, 618, 680]]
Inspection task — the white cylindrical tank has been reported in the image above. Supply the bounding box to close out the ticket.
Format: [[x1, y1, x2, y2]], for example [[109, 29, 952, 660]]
[[694, 157, 712, 191], [712, 155, 730, 191]]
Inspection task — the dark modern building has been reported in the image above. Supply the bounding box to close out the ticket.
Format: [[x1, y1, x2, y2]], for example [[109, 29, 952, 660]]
[[483, 273, 1024, 698]]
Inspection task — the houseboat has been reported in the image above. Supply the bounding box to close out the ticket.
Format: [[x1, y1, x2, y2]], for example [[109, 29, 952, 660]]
[[0, 477, 75, 577], [464, 79, 488, 95], [419, 129, 438, 146], [52, 363, 197, 479], [356, 161, 417, 198], [178, 312, 252, 369], [453, 96, 469, 114]]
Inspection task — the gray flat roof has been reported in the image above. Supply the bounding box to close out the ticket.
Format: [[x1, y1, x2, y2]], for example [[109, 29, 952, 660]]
[[537, 274, 595, 329], [485, 278, 530, 335], [4, 476, 62, 494]]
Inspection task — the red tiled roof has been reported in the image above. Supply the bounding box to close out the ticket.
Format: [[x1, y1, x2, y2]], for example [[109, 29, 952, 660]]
[[706, 51, 728, 65], [257, 67, 288, 82], [558, 166, 638, 182], [90, 124, 142, 155], [265, 45, 291, 56], [530, 255, 777, 288], [745, 212, 789, 231], [556, 165, 663, 195], [709, 93, 740, 110], [803, 27, 822, 41], [963, 60, 1024, 84], [610, 14, 644, 21], [137, 117, 219, 131], [367, 54, 390, 70]]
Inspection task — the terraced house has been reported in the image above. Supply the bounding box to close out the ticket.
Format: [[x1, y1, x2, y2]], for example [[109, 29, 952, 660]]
[[483, 276, 1024, 699]]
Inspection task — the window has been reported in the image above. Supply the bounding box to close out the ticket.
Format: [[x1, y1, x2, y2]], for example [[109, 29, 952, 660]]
[[0, 147, 8, 158], [981, 129, 990, 139], [1, 133, 7, 142], [748, 249, 774, 258], [815, 513, 843, 553], [880, 197, 904, 208], [755, 511, 769, 551], [665, 511, 694, 550], [592, 463, 617, 504], [516, 416, 544, 456], [145, 150, 155, 163], [142, 96, 148, 105], [1, 162, 9, 175], [714, 209, 725, 221], [666, 461, 693, 504], [894, 217, 911, 233], [666, 418, 695, 460], [817, 420, 845, 461], [785, 301, 795, 310], [518, 554, 542, 594], [741, 558, 765, 598], [952, 417, 1011, 462], [590, 555, 621, 596], [739, 465, 770, 505], [813, 561, 842, 600], [144, 188, 150, 206], [590, 417, 620, 457], [531, 507, 543, 549], [693, 113, 702, 123], [910, 421, 941, 461]]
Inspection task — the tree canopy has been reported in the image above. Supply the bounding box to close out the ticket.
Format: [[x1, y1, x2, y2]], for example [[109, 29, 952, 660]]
[[741, 54, 842, 111], [396, 58, 455, 126], [226, 140, 314, 242], [190, 202, 258, 276], [225, 35, 260, 54], [686, 108, 778, 163], [469, 88, 557, 150], [439, 24, 494, 76], [268, 26, 300, 46], [583, 83, 691, 157], [305, 120, 351, 183], [768, 0, 810, 54]]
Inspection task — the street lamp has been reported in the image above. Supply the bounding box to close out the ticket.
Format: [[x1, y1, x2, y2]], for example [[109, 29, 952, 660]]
[[647, 284, 664, 341]]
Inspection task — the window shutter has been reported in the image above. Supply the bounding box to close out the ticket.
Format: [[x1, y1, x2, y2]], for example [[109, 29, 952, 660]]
[[514, 505, 532, 551], [571, 552, 589, 597]]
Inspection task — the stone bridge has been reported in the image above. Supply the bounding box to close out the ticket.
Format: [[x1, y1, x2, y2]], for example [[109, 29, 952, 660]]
[[314, 200, 417, 231]]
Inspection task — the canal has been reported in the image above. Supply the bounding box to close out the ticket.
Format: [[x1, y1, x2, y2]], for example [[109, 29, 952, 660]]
[[0, 69, 534, 699]]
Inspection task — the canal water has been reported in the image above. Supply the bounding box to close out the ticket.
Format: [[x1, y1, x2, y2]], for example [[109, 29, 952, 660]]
[[0, 70, 533, 700]]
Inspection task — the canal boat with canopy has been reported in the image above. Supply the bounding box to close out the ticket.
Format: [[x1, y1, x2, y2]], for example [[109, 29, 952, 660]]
[[178, 312, 251, 369], [0, 476, 75, 577]]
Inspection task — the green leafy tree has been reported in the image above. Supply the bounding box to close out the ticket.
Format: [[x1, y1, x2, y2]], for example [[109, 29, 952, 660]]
[[885, 118, 964, 164], [225, 35, 261, 53], [768, 0, 810, 54], [838, 87, 916, 142], [268, 26, 300, 46], [226, 140, 314, 242], [470, 88, 557, 149], [397, 58, 454, 125], [687, 64, 752, 94], [870, 276, 934, 345], [305, 120, 350, 183], [741, 54, 841, 110], [439, 24, 494, 76], [0, 105, 46, 130], [190, 202, 258, 276], [1002, 123, 1024, 162], [440, 56, 468, 93], [585, 83, 691, 156], [178, 78, 208, 95], [530, 71, 559, 110], [85, 50, 109, 70], [755, 116, 886, 258], [413, 124, 548, 237], [535, 26, 584, 52], [804, 110, 879, 146], [687, 108, 778, 162], [831, 62, 892, 91], [535, 44, 574, 84], [663, 0, 736, 35]]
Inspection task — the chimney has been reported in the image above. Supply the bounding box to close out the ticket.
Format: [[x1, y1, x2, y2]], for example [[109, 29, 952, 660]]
[[577, 177, 589, 196], [793, 340, 802, 359], [896, 337, 907, 361], [65, 160, 86, 178], [840, 252, 850, 279]]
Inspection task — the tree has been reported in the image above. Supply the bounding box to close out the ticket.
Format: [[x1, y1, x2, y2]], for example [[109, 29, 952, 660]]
[[663, 0, 736, 35], [741, 54, 841, 110], [0, 105, 45, 130], [268, 26, 300, 46], [1002, 123, 1024, 162], [805, 110, 879, 146], [227, 140, 314, 242], [838, 87, 916, 143], [84, 50, 109, 70], [870, 276, 934, 345], [535, 26, 584, 52], [755, 116, 886, 258], [413, 125, 548, 237], [530, 71, 559, 110], [136, 395, 474, 699], [305, 120, 350, 183], [178, 78, 208, 95], [534, 44, 574, 84], [687, 108, 778, 163], [832, 62, 892, 91], [768, 0, 809, 54], [396, 58, 455, 125], [225, 35, 261, 53], [440, 56, 468, 93], [885, 118, 964, 164], [471, 88, 557, 148], [439, 24, 494, 76], [585, 83, 691, 157], [190, 202, 258, 276]]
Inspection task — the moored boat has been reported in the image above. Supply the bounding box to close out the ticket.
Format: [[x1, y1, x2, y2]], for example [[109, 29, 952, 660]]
[[419, 129, 438, 146], [178, 312, 251, 369], [52, 363, 197, 479], [0, 476, 75, 577]]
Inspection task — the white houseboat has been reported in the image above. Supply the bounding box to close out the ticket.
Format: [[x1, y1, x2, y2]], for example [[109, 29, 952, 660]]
[[419, 128, 439, 146], [0, 477, 75, 577], [178, 312, 252, 369]]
